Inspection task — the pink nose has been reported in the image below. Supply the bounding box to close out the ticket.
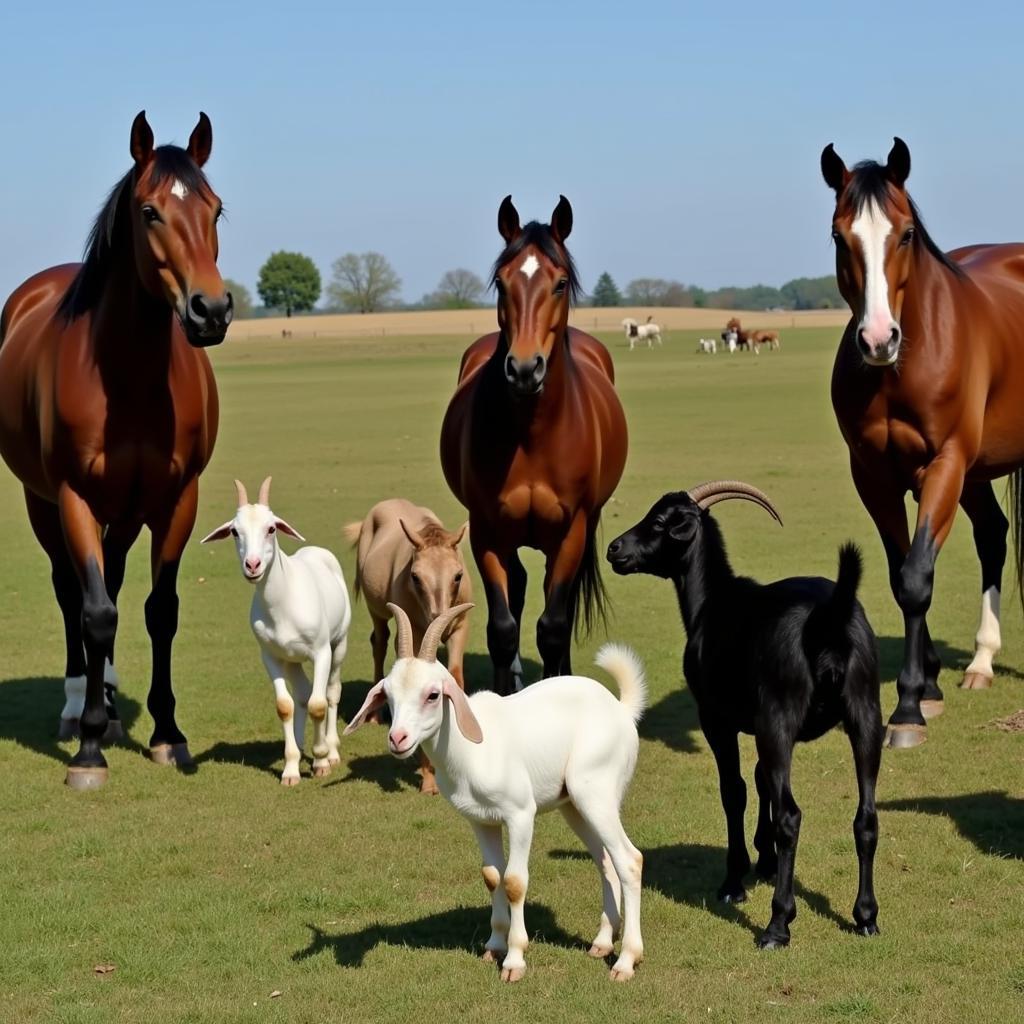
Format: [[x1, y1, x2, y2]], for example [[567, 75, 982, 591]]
[[857, 322, 901, 361], [245, 556, 262, 575], [389, 728, 409, 751]]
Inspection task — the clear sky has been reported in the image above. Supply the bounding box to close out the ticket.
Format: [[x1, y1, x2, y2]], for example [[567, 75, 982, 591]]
[[2, 1, 1023, 306]]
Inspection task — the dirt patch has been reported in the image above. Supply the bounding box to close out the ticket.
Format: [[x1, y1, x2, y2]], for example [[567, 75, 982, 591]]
[[992, 709, 1024, 733]]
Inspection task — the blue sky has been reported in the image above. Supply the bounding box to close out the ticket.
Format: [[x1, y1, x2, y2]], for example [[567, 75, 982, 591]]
[[2, 1, 1023, 305]]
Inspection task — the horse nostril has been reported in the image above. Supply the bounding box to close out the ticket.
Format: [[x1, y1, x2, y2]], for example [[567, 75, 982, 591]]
[[856, 330, 872, 357], [608, 539, 621, 556], [889, 327, 901, 346], [190, 293, 209, 320], [504, 354, 516, 381], [532, 355, 546, 380]]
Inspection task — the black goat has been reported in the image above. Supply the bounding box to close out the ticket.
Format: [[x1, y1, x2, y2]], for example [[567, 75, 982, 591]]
[[607, 481, 883, 948]]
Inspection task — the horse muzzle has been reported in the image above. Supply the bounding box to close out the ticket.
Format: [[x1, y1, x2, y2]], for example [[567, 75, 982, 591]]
[[183, 290, 234, 348], [504, 352, 546, 397]]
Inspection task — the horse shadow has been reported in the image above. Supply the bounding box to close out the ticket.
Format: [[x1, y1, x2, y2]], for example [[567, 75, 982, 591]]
[[292, 902, 580, 969], [550, 843, 852, 939], [0, 675, 146, 766], [639, 684, 703, 755], [876, 636, 1024, 683], [194, 738, 285, 779], [879, 791, 1024, 861]]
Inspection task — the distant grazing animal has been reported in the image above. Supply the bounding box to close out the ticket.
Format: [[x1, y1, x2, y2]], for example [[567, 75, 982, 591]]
[[822, 136, 1024, 748], [607, 481, 883, 949], [202, 478, 352, 786], [0, 111, 232, 789], [696, 337, 717, 354], [751, 329, 781, 353], [344, 498, 472, 793], [440, 196, 628, 695], [345, 602, 647, 983], [721, 328, 739, 353], [621, 316, 663, 350], [725, 317, 752, 351]]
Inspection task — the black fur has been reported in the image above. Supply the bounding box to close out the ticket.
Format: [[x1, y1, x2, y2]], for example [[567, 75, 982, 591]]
[[607, 491, 883, 948]]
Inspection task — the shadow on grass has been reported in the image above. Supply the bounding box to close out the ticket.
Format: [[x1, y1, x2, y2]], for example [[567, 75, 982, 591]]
[[551, 844, 852, 939], [194, 738, 284, 779], [0, 675, 146, 766], [640, 684, 702, 755], [880, 791, 1024, 860], [876, 636, 1024, 683], [293, 903, 580, 968]]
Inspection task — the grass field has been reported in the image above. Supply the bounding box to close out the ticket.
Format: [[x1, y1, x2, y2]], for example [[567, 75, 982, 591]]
[[1, 327, 1022, 1024]]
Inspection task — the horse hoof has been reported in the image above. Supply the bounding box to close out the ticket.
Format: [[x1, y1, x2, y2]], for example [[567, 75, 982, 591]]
[[589, 943, 613, 959], [609, 966, 635, 982], [885, 723, 927, 749], [855, 922, 880, 937], [58, 718, 79, 740], [499, 966, 525, 983], [103, 719, 125, 743], [150, 742, 193, 767], [65, 765, 109, 790], [312, 764, 332, 778], [481, 949, 504, 964], [960, 672, 993, 691], [281, 774, 301, 787], [756, 933, 789, 950], [920, 699, 945, 719]]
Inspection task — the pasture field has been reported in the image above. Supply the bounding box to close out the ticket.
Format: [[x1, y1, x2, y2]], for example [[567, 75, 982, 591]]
[[1, 327, 1022, 1024]]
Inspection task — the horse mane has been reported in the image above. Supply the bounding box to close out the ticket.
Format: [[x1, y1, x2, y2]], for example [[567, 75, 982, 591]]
[[490, 221, 582, 304], [57, 146, 212, 323], [844, 160, 965, 279]]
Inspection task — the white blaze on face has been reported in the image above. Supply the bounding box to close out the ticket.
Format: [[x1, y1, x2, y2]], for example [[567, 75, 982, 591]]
[[520, 254, 540, 280], [851, 199, 895, 347], [170, 179, 189, 200]]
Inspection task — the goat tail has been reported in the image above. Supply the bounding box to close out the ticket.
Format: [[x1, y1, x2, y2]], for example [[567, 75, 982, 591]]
[[595, 643, 647, 724], [342, 521, 362, 547], [805, 542, 863, 685], [571, 518, 610, 641], [830, 542, 863, 625]]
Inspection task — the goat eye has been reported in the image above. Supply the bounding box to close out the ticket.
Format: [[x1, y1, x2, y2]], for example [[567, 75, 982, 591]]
[[141, 205, 161, 225], [426, 691, 440, 703], [900, 227, 915, 247], [267, 525, 276, 535], [653, 517, 667, 532], [229, 526, 239, 538], [454, 572, 463, 584], [411, 573, 421, 587]]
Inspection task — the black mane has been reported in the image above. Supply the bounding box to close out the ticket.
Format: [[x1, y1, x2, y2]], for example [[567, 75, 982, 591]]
[[57, 146, 211, 322], [844, 160, 965, 278], [490, 221, 582, 304]]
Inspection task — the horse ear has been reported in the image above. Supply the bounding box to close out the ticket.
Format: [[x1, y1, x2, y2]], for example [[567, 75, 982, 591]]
[[187, 112, 213, 168], [550, 195, 573, 242], [450, 523, 468, 548], [820, 143, 849, 195], [886, 137, 911, 188], [498, 195, 521, 244], [130, 111, 155, 167]]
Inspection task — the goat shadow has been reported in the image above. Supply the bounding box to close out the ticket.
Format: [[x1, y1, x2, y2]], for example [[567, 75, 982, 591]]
[[879, 791, 1024, 861], [550, 844, 852, 939], [292, 902, 580, 969], [0, 675, 146, 767], [640, 683, 703, 755], [876, 635, 1024, 683]]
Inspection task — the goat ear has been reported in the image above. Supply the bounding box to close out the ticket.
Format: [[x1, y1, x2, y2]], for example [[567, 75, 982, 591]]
[[343, 680, 387, 735], [274, 518, 305, 542], [399, 518, 425, 550], [668, 515, 699, 543], [450, 523, 468, 547], [200, 521, 235, 543], [442, 677, 483, 743]]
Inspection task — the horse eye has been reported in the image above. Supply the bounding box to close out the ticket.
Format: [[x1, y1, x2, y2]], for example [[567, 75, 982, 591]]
[[900, 227, 915, 247], [216, 205, 225, 222], [411, 573, 421, 587], [454, 572, 463, 584], [141, 205, 161, 225], [831, 228, 845, 248], [554, 278, 568, 295]]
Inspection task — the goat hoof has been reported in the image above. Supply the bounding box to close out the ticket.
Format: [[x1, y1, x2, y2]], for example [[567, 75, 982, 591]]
[[280, 774, 301, 787], [589, 943, 614, 959], [960, 672, 992, 691], [885, 723, 927, 749], [609, 965, 635, 982], [854, 922, 880, 937], [756, 932, 789, 950], [920, 699, 945, 719], [103, 719, 125, 743], [419, 774, 440, 796], [499, 966, 526, 983], [481, 949, 504, 963], [718, 887, 747, 905], [65, 765, 109, 790], [150, 742, 193, 767], [312, 764, 332, 778]]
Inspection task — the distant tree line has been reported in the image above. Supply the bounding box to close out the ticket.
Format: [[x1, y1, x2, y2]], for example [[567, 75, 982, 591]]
[[229, 255, 842, 320]]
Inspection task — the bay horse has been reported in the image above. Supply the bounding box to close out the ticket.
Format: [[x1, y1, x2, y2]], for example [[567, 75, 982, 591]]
[[0, 112, 231, 788], [440, 196, 627, 695], [821, 136, 1024, 748]]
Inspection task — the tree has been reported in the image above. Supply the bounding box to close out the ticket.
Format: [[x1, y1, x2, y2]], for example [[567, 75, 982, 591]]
[[256, 252, 321, 317], [624, 277, 694, 307], [222, 278, 253, 319], [590, 272, 621, 307], [428, 268, 486, 309], [327, 252, 402, 313]]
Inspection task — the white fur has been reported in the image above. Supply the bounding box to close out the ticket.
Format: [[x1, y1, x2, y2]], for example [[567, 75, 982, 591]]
[[851, 200, 898, 361], [170, 179, 189, 200], [520, 254, 540, 279], [723, 329, 738, 353], [203, 495, 352, 785], [621, 317, 662, 350], [696, 337, 717, 354], [61, 659, 119, 724], [965, 586, 1001, 679], [353, 642, 646, 982]]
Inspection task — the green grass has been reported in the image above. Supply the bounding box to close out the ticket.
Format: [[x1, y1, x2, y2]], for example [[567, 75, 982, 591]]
[[1, 328, 1022, 1024]]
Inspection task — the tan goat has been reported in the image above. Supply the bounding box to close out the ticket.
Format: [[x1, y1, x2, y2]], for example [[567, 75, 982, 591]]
[[344, 499, 472, 791]]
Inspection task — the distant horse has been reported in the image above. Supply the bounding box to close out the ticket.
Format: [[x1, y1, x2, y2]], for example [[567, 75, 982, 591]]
[[622, 316, 663, 349], [0, 112, 232, 788], [822, 136, 1024, 748], [441, 196, 627, 694], [751, 329, 781, 353], [724, 318, 751, 351]]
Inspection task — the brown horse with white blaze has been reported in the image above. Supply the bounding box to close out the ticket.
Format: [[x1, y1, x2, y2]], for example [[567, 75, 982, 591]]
[[440, 196, 627, 694], [822, 136, 1024, 748], [0, 111, 230, 787]]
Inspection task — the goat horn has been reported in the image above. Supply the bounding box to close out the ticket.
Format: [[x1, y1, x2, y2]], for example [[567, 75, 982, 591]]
[[418, 603, 474, 663], [257, 476, 272, 506], [686, 480, 783, 525], [386, 602, 415, 660], [234, 479, 249, 507]]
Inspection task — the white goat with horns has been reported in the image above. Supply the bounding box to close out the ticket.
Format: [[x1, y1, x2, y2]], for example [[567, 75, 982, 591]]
[[345, 602, 647, 983], [201, 477, 352, 785]]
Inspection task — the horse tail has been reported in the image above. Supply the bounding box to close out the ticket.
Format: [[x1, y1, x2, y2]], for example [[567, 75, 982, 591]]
[[571, 518, 610, 641], [1008, 469, 1024, 613]]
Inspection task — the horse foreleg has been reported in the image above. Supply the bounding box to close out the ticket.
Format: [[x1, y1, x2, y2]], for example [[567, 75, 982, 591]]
[[145, 478, 198, 768], [472, 532, 521, 695], [538, 513, 588, 678], [959, 481, 1008, 690], [59, 485, 116, 789]]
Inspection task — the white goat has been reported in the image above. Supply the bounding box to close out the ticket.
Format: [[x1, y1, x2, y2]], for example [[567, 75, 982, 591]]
[[621, 317, 663, 350], [722, 328, 739, 353], [201, 478, 352, 785], [345, 603, 646, 983], [696, 337, 718, 354]]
